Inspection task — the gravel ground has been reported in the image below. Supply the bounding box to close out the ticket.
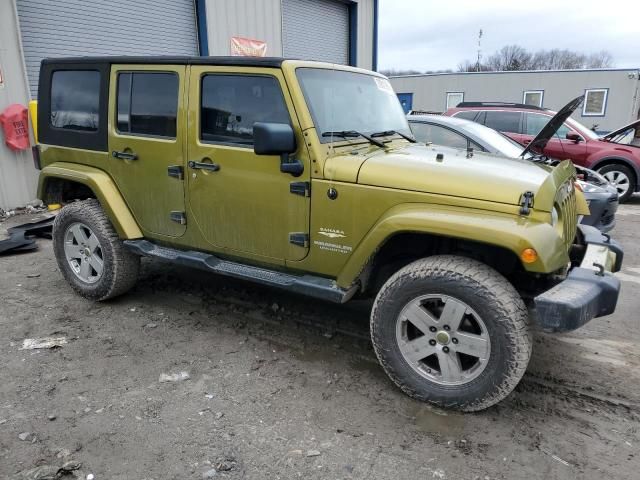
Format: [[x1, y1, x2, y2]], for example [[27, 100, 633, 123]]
[[1, 198, 639, 480]]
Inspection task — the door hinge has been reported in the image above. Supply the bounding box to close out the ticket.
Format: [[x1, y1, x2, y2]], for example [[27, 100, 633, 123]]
[[170, 211, 187, 225], [289, 232, 309, 248], [168, 165, 184, 180], [519, 191, 535, 215], [290, 181, 311, 197]]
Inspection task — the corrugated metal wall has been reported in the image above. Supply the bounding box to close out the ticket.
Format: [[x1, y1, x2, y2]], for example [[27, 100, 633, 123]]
[[203, 0, 375, 70], [0, 0, 38, 210], [282, 0, 348, 64], [389, 70, 640, 132], [16, 0, 199, 98], [205, 0, 283, 57]]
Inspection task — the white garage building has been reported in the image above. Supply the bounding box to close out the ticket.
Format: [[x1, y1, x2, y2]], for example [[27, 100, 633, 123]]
[[0, 0, 379, 209]]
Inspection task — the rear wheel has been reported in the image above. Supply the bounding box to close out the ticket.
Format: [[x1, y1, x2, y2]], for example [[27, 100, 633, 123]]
[[53, 199, 139, 300], [598, 164, 635, 202], [370, 255, 532, 411]]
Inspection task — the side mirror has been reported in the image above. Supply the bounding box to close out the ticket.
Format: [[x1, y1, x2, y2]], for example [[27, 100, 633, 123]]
[[253, 122, 302, 177], [566, 132, 583, 143]]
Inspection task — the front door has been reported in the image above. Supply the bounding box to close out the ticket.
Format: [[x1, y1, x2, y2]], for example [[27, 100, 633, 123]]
[[108, 65, 187, 237], [186, 67, 310, 262]]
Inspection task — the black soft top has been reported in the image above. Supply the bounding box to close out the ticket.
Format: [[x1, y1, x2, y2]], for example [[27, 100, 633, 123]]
[[41, 56, 289, 68]]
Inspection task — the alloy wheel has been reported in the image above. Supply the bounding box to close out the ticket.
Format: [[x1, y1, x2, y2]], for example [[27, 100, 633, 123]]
[[396, 294, 491, 386], [63, 222, 104, 284], [603, 170, 631, 197]]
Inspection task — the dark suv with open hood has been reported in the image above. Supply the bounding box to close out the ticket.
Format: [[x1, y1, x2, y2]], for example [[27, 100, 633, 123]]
[[445, 102, 640, 202]]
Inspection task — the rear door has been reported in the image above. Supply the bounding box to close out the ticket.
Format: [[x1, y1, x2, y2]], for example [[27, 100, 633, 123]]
[[186, 66, 310, 262], [483, 110, 525, 144], [108, 65, 187, 237]]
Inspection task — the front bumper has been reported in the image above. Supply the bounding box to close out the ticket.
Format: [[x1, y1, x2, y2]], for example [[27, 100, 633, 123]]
[[532, 225, 623, 332]]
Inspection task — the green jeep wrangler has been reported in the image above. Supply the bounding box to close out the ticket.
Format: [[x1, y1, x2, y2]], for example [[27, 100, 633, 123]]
[[35, 56, 622, 411]]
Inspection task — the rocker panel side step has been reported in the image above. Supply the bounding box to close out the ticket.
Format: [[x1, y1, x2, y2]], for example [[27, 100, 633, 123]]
[[123, 239, 356, 303]]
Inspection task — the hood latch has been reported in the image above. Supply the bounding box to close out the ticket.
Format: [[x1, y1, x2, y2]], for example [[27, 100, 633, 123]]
[[519, 191, 535, 215]]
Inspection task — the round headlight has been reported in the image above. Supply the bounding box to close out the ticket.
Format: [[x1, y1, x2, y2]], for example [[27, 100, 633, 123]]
[[551, 207, 559, 226]]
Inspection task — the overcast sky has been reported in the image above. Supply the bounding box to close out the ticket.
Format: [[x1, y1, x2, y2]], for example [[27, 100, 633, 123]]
[[378, 0, 640, 72]]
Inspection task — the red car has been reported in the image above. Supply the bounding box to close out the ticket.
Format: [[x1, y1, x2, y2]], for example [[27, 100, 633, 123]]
[[445, 102, 640, 202]]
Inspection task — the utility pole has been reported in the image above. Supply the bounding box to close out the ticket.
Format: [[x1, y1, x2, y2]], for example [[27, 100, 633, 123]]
[[476, 29, 483, 72]]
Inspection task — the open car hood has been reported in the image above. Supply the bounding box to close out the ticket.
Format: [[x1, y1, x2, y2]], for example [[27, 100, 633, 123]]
[[521, 95, 584, 157], [601, 118, 640, 142]]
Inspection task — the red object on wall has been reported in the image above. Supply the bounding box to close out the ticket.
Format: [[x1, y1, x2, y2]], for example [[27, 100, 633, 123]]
[[0, 104, 30, 151]]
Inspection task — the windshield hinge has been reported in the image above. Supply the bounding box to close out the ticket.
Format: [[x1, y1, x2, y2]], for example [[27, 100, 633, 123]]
[[519, 191, 535, 215], [289, 233, 309, 248], [167, 165, 184, 180], [170, 211, 187, 225], [290, 181, 311, 197]]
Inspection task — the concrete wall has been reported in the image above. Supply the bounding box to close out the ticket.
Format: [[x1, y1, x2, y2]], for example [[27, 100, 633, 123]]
[[204, 0, 376, 70], [390, 69, 640, 132], [0, 0, 37, 210]]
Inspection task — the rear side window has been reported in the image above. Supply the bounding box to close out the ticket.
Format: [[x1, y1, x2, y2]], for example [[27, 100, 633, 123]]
[[50, 70, 100, 131], [117, 72, 179, 138], [524, 113, 550, 136], [484, 111, 522, 134], [200, 75, 290, 146], [453, 110, 478, 121], [410, 122, 468, 149]]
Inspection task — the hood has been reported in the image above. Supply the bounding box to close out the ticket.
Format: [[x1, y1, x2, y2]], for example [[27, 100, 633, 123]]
[[521, 95, 584, 156], [344, 143, 571, 209], [601, 118, 640, 142]]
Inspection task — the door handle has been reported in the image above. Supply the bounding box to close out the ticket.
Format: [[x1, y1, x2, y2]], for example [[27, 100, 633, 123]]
[[112, 150, 138, 161], [522, 139, 531, 145], [188, 160, 220, 172]]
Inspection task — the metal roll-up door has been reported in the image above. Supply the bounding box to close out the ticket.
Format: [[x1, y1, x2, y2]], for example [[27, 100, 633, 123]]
[[16, 0, 199, 98], [282, 0, 349, 65]]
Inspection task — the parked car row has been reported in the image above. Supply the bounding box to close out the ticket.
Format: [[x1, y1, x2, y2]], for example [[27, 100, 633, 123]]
[[443, 102, 640, 202]]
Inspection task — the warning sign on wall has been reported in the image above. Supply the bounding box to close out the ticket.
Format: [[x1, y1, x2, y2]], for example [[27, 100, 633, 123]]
[[230, 37, 267, 57]]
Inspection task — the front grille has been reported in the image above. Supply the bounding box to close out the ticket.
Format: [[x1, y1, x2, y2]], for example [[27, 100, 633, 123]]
[[601, 214, 614, 226], [556, 180, 578, 250]]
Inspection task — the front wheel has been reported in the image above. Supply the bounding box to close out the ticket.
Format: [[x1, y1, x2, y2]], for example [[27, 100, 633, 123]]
[[598, 164, 635, 203], [370, 255, 531, 412]]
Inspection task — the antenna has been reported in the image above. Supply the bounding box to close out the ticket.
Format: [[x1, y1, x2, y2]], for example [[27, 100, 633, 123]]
[[476, 29, 483, 72]]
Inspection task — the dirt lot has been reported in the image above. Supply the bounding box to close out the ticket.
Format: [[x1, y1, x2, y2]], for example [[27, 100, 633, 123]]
[[1, 199, 639, 480]]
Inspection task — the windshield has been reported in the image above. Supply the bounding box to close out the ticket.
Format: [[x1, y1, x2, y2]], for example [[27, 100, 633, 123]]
[[296, 68, 411, 143], [461, 121, 525, 158]]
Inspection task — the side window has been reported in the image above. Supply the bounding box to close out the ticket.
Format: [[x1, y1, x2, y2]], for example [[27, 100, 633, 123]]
[[524, 113, 550, 136], [484, 111, 522, 134], [51, 70, 100, 131], [117, 72, 179, 138], [557, 123, 571, 138], [453, 110, 479, 121], [410, 123, 468, 149], [200, 75, 290, 146]]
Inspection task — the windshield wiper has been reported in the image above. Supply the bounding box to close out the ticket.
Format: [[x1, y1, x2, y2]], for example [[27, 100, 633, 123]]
[[371, 130, 417, 143], [321, 130, 385, 148]]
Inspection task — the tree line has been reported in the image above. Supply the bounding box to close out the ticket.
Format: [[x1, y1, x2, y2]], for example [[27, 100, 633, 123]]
[[380, 45, 614, 76], [459, 45, 614, 72]]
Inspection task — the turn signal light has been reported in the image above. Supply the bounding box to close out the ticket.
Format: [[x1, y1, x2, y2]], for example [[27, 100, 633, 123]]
[[520, 248, 538, 264]]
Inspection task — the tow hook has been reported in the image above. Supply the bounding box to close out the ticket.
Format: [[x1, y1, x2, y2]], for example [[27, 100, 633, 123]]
[[592, 262, 605, 276]]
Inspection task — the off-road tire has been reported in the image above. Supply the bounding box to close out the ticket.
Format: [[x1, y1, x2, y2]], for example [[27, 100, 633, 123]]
[[370, 255, 531, 412], [53, 199, 140, 300], [597, 164, 636, 203]]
